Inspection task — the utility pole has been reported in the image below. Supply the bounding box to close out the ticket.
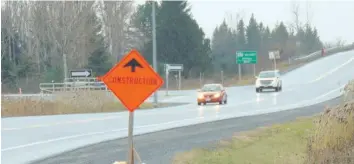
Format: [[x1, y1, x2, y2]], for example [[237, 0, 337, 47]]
[[152, 1, 158, 106], [62, 2, 66, 82], [63, 54, 67, 80]]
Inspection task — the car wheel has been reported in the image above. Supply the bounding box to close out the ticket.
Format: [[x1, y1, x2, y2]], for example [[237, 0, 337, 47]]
[[275, 87, 279, 92], [256, 88, 259, 93], [219, 96, 224, 105], [203, 102, 207, 105], [224, 98, 227, 104], [197, 102, 201, 106], [280, 85, 282, 91]]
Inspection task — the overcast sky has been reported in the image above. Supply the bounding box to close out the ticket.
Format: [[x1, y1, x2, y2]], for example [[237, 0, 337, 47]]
[[136, 0, 354, 44]]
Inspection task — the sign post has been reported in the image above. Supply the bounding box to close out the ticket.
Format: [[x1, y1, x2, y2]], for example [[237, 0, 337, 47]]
[[99, 49, 164, 164], [236, 51, 257, 80], [128, 111, 134, 164], [164, 64, 183, 95], [152, 0, 158, 106], [63, 54, 68, 79], [268, 50, 280, 70]]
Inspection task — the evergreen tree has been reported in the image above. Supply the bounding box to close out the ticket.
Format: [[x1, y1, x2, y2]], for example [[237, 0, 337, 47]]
[[1, 26, 34, 91], [312, 27, 323, 49], [272, 22, 289, 47], [263, 26, 271, 43], [211, 20, 237, 73], [246, 14, 261, 51], [199, 38, 213, 73], [236, 19, 246, 50], [135, 1, 211, 77], [259, 22, 265, 35], [87, 13, 112, 76]]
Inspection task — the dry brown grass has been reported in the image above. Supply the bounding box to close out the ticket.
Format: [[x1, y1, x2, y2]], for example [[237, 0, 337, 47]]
[[1, 90, 172, 117], [305, 100, 354, 164]]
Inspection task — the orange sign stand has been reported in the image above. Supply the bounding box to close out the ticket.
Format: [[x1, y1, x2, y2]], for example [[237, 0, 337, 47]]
[[100, 49, 163, 164], [101, 49, 164, 112]]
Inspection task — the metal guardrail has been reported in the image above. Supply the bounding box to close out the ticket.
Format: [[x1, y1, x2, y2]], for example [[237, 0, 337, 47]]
[[293, 44, 354, 61], [39, 81, 107, 93], [64, 77, 98, 83], [293, 47, 337, 61], [37, 77, 107, 93], [1, 93, 55, 101]]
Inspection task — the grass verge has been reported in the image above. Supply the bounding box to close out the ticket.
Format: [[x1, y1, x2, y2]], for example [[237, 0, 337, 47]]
[[173, 117, 314, 164], [173, 100, 354, 164], [1, 90, 183, 117]]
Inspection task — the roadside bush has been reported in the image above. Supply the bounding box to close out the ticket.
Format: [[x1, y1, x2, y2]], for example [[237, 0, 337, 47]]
[[305, 99, 354, 163]]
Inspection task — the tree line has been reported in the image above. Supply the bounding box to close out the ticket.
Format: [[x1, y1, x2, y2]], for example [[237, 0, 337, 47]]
[[2, 1, 138, 92], [212, 14, 323, 75], [1, 1, 324, 93]]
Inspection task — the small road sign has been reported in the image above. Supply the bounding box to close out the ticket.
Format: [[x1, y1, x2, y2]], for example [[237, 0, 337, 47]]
[[236, 51, 257, 64], [268, 50, 280, 59], [165, 64, 183, 71], [70, 69, 92, 77], [163, 64, 183, 94], [101, 49, 164, 112]]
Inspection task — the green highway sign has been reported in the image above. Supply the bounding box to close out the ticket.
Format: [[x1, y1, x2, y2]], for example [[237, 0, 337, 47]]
[[236, 51, 257, 64]]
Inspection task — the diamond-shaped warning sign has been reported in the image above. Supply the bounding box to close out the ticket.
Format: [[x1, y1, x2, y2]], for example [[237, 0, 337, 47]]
[[101, 49, 164, 112]]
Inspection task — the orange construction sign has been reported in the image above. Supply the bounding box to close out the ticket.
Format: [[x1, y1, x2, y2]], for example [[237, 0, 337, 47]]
[[101, 49, 164, 112]]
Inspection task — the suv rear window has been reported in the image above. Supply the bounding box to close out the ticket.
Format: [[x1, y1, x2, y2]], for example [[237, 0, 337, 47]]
[[259, 71, 277, 78], [201, 84, 222, 92]]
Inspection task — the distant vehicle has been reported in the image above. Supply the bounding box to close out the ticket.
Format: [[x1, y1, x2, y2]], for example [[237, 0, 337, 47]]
[[197, 83, 227, 105], [255, 70, 282, 92]]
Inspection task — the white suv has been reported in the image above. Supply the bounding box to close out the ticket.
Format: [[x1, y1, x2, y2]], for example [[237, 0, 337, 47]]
[[255, 70, 282, 92]]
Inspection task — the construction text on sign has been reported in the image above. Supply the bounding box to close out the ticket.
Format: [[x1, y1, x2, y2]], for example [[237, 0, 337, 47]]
[[101, 49, 164, 112]]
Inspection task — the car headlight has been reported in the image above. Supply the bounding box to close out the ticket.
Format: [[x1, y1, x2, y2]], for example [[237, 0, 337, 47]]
[[272, 79, 277, 84], [214, 93, 220, 97], [256, 80, 260, 85]]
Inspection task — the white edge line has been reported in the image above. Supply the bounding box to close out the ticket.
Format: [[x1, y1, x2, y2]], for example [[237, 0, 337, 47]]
[[310, 56, 354, 83], [1, 98, 264, 151], [2, 86, 342, 151]]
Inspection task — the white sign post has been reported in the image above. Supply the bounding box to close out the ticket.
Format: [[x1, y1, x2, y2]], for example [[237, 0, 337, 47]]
[[268, 51, 280, 70], [164, 64, 183, 95]]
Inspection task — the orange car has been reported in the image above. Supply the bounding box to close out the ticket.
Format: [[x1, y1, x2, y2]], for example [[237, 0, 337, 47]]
[[197, 83, 228, 105]]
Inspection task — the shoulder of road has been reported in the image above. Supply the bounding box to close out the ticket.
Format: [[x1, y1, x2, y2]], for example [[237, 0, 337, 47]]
[[31, 95, 343, 164]]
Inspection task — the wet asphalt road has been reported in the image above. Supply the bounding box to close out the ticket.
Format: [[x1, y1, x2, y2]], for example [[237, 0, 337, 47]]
[[32, 96, 342, 164]]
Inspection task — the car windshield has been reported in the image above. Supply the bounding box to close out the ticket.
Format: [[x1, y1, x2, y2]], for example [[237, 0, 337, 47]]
[[259, 71, 277, 78], [201, 84, 221, 92]]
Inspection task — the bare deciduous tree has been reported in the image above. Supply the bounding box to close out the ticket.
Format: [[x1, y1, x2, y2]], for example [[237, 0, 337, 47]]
[[102, 1, 137, 61], [335, 37, 346, 47], [225, 9, 245, 31], [287, 0, 302, 33], [3, 1, 97, 75]]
